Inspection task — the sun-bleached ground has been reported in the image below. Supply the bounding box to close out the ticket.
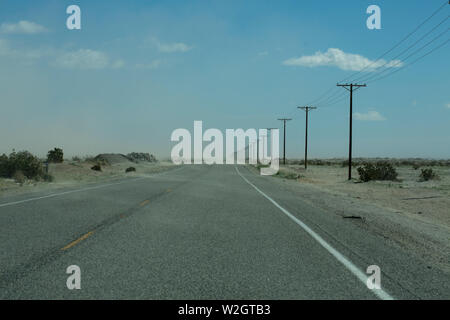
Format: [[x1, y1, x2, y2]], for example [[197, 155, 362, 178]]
[[275, 163, 450, 228], [0, 159, 175, 198]]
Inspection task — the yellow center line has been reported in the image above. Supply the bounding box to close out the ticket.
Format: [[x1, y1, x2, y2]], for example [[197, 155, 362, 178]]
[[61, 231, 95, 251], [140, 199, 150, 207]]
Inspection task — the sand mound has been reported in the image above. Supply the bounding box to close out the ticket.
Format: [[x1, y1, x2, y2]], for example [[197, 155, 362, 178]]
[[94, 154, 132, 165]]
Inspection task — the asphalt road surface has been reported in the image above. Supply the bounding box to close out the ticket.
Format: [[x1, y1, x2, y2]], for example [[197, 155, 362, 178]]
[[0, 165, 448, 299]]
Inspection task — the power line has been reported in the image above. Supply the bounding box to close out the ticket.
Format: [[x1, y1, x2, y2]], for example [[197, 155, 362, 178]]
[[316, 91, 349, 108], [300, 0, 448, 108], [352, 15, 449, 84], [338, 0, 449, 83], [356, 26, 449, 84], [361, 29, 449, 84], [368, 37, 449, 84]]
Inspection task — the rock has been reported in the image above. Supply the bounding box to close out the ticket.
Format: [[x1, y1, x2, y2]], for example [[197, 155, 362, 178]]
[[91, 164, 102, 171]]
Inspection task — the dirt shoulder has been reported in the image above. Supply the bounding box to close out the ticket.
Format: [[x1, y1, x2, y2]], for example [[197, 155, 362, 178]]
[[275, 164, 450, 229], [0, 160, 175, 198]]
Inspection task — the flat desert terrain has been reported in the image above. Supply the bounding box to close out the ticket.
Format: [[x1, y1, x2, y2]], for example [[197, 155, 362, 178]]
[[274, 162, 450, 228], [0, 157, 175, 198]]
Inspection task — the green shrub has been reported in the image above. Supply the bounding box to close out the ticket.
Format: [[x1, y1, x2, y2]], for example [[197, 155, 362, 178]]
[[8, 151, 43, 179], [0, 153, 12, 177], [419, 168, 438, 181], [0, 150, 57, 182], [357, 161, 398, 182], [125, 167, 136, 173], [47, 148, 64, 163]]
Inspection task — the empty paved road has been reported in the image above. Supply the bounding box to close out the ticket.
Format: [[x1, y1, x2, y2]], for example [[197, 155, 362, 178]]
[[0, 165, 448, 299]]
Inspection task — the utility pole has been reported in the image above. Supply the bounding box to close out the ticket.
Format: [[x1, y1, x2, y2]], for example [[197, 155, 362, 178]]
[[336, 83, 366, 180], [277, 118, 292, 165], [264, 128, 277, 162], [298, 106, 317, 170]]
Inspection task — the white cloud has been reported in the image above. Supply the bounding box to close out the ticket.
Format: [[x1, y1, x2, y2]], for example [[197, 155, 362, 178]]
[[354, 110, 386, 121], [135, 59, 162, 69], [111, 59, 125, 69], [283, 48, 403, 72], [0, 21, 47, 34], [55, 49, 110, 69], [151, 37, 192, 53], [0, 38, 51, 60], [157, 42, 192, 53], [0, 40, 124, 70]]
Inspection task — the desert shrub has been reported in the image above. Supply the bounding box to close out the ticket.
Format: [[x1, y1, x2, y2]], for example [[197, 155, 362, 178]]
[[357, 161, 398, 182], [276, 170, 299, 180], [412, 163, 421, 170], [72, 156, 81, 162], [419, 168, 438, 181], [91, 164, 102, 171], [309, 159, 325, 166], [8, 151, 43, 179], [47, 148, 64, 163], [125, 167, 136, 172], [0, 154, 12, 177], [41, 173, 54, 182], [13, 170, 26, 184]]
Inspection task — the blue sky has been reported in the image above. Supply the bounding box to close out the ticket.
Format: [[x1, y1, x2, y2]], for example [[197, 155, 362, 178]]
[[0, 0, 449, 159]]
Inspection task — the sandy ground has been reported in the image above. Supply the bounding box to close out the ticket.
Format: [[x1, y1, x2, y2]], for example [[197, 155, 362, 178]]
[[275, 164, 450, 229], [0, 160, 175, 198]]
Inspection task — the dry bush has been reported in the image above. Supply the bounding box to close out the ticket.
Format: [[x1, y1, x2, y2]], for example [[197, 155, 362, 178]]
[[357, 162, 398, 182], [13, 170, 26, 184], [419, 168, 439, 181]]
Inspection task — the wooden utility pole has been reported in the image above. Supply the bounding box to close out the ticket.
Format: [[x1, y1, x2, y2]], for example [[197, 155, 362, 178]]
[[264, 128, 277, 162], [336, 83, 366, 180], [277, 118, 292, 165], [298, 106, 317, 170]]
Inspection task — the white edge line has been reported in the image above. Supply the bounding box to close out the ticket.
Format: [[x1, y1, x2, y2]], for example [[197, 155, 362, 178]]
[[0, 166, 185, 208], [235, 166, 394, 300]]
